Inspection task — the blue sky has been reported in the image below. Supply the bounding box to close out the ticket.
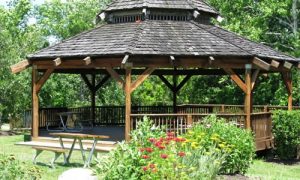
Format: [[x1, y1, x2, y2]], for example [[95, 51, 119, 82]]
[[0, 0, 44, 7]]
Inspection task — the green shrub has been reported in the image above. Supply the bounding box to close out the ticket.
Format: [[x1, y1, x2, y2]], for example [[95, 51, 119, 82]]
[[0, 154, 42, 180], [182, 115, 255, 174], [95, 117, 225, 179], [272, 110, 300, 160]]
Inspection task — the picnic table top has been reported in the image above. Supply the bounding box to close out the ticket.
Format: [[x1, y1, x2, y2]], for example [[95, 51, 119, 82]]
[[50, 132, 110, 139], [57, 112, 82, 116]]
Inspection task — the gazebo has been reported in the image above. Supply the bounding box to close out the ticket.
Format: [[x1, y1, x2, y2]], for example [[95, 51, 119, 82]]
[[11, 0, 300, 150]]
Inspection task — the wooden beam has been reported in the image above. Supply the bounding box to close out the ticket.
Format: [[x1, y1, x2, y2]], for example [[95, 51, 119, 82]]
[[209, 56, 215, 65], [106, 67, 124, 86], [121, 55, 130, 66], [252, 57, 270, 71], [158, 75, 173, 90], [11, 60, 31, 74], [81, 74, 94, 92], [131, 67, 155, 93], [53, 58, 62, 66], [83, 57, 92, 65], [32, 66, 39, 138], [170, 56, 175, 65], [125, 68, 132, 141], [281, 72, 293, 110], [36, 68, 54, 93], [251, 69, 260, 90], [245, 66, 252, 129], [176, 75, 192, 92], [298, 63, 300, 69], [270, 60, 280, 68], [283, 61, 293, 69], [223, 68, 247, 93], [95, 75, 110, 91]]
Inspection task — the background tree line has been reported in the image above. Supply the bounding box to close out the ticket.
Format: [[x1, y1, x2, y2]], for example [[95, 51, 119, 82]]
[[0, 0, 299, 122]]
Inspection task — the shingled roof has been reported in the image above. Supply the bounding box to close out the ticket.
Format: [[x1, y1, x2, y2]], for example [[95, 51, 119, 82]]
[[103, 0, 218, 15], [28, 20, 296, 62]]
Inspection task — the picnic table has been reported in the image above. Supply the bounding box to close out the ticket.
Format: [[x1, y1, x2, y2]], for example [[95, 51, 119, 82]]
[[50, 132, 110, 167]]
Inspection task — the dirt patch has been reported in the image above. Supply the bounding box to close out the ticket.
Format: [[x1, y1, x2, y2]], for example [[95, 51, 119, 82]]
[[218, 174, 254, 180]]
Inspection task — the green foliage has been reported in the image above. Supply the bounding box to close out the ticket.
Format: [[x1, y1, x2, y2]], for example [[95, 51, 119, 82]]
[[272, 110, 300, 159], [95, 118, 224, 179], [0, 154, 42, 180], [183, 115, 255, 174]]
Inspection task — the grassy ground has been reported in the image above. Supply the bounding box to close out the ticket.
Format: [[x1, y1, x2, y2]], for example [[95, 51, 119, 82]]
[[1, 135, 300, 180], [0, 135, 104, 180], [247, 159, 300, 180]]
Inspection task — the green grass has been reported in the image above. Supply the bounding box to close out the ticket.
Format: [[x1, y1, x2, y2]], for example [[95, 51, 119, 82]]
[[0, 135, 104, 180], [247, 159, 300, 180], [1, 135, 300, 180]]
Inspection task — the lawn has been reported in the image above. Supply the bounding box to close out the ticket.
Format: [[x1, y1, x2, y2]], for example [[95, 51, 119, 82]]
[[0, 135, 104, 180], [1, 135, 300, 180]]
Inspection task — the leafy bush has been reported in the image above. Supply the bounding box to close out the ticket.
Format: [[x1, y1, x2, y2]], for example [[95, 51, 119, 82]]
[[95, 117, 224, 179], [182, 115, 255, 174], [272, 110, 300, 160], [0, 154, 42, 180]]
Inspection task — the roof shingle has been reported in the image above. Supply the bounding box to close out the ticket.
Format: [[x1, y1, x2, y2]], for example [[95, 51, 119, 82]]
[[103, 0, 218, 15], [28, 20, 298, 62]]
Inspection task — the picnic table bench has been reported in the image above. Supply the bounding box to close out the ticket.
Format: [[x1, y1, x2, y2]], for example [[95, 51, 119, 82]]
[[50, 132, 110, 167], [33, 146, 68, 168]]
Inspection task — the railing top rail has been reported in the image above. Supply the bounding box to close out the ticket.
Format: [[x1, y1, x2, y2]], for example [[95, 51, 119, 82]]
[[251, 112, 272, 115], [131, 113, 246, 116]]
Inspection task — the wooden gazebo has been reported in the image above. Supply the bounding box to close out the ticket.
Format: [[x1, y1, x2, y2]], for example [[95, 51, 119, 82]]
[[11, 0, 300, 150]]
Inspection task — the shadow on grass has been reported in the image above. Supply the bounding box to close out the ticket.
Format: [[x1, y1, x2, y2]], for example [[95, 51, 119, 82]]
[[256, 150, 300, 165], [35, 162, 84, 168]]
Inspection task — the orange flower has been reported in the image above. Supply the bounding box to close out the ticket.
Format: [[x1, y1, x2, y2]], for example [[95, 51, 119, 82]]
[[146, 147, 153, 153]]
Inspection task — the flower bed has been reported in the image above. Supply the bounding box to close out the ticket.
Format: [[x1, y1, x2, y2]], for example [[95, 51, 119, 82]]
[[95, 116, 255, 179]]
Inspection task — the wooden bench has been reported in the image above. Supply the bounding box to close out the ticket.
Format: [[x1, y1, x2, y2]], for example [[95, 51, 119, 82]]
[[33, 146, 68, 168]]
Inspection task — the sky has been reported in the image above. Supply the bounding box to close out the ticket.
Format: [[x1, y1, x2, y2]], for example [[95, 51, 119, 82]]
[[0, 0, 44, 7]]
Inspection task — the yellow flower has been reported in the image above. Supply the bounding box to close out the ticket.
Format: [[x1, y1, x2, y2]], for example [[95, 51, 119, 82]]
[[219, 143, 226, 149], [188, 131, 194, 135]]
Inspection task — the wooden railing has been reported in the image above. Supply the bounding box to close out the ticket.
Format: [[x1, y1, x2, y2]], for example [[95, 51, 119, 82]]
[[130, 112, 273, 150], [251, 112, 273, 151], [130, 113, 247, 135], [24, 105, 299, 128]]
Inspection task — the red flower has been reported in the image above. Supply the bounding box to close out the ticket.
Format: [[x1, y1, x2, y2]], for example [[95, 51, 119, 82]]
[[142, 155, 150, 159], [143, 166, 148, 171], [149, 138, 156, 143], [146, 147, 153, 153], [158, 146, 166, 150], [174, 137, 186, 142], [167, 132, 175, 137], [149, 163, 156, 169], [155, 141, 162, 147], [178, 151, 186, 157], [166, 136, 174, 141], [139, 148, 146, 152], [160, 154, 168, 159]]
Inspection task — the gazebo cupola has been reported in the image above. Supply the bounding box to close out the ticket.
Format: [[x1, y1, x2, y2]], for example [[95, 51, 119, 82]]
[[99, 0, 219, 24]]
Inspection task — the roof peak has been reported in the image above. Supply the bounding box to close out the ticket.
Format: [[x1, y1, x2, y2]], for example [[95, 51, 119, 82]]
[[103, 0, 218, 15]]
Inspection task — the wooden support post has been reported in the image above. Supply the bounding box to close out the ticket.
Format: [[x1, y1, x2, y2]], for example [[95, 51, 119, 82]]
[[91, 74, 96, 122], [125, 67, 132, 141], [282, 72, 293, 110], [32, 66, 39, 138], [173, 68, 178, 113], [245, 64, 252, 130], [224, 68, 247, 93]]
